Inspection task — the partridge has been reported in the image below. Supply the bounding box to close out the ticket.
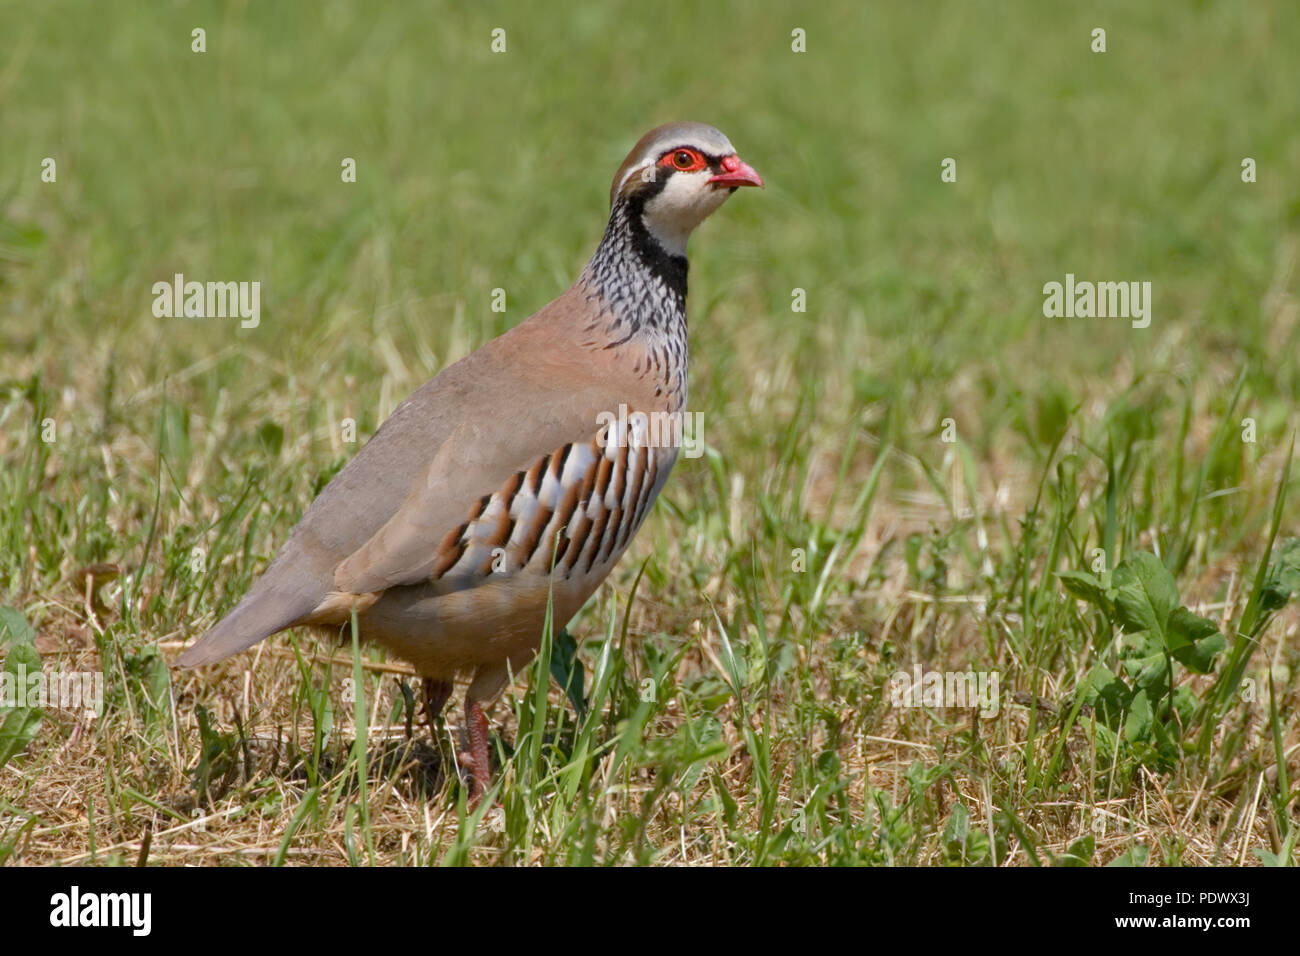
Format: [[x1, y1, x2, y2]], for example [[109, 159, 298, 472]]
[[177, 122, 763, 797]]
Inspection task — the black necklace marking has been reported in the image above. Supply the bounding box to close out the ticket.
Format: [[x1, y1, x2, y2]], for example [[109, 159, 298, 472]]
[[581, 185, 689, 335]]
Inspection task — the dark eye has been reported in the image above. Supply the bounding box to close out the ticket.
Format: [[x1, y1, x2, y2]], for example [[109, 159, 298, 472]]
[[673, 150, 695, 170]]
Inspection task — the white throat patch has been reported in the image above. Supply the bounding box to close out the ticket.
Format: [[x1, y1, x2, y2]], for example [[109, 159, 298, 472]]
[[640, 171, 731, 257]]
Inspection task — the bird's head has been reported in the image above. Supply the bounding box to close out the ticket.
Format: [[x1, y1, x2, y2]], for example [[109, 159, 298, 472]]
[[609, 122, 763, 257]]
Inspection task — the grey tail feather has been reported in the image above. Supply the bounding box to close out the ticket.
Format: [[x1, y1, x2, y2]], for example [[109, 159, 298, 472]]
[[177, 581, 321, 668]]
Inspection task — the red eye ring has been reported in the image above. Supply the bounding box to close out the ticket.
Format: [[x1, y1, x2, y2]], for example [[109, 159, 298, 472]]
[[660, 148, 706, 172]]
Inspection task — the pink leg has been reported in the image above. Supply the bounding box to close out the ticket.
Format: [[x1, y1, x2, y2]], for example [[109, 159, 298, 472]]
[[457, 697, 492, 804]]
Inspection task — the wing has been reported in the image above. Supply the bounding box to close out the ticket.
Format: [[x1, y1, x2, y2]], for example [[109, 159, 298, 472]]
[[330, 419, 579, 594], [332, 399, 673, 595]]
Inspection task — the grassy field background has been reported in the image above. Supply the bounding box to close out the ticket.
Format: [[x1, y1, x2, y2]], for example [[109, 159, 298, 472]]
[[2, 0, 1299, 865]]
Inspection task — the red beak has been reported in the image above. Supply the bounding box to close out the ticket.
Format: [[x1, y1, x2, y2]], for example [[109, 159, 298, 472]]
[[708, 154, 764, 189]]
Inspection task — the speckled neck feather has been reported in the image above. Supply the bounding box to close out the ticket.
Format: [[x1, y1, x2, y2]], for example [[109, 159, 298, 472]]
[[577, 194, 689, 408]]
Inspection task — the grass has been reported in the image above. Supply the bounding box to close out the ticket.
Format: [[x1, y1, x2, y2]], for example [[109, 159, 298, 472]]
[[2, 0, 1299, 866]]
